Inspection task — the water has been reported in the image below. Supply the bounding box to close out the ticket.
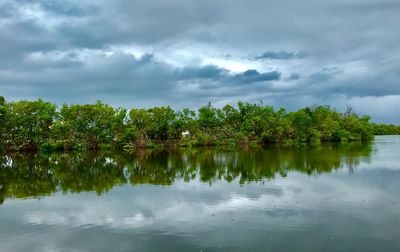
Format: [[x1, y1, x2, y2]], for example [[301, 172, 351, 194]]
[[0, 136, 399, 251]]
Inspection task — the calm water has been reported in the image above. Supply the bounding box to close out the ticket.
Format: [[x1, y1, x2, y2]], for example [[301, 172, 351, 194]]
[[0, 136, 400, 251]]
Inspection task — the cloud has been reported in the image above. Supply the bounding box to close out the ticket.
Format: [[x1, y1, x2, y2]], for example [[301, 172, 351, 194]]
[[0, 0, 399, 122], [176, 65, 228, 80], [286, 73, 301, 81], [254, 51, 305, 60], [0, 50, 283, 109], [230, 70, 281, 83]]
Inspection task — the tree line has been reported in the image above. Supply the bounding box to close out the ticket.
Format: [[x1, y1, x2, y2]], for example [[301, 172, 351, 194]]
[[0, 96, 387, 151], [372, 123, 400, 135]]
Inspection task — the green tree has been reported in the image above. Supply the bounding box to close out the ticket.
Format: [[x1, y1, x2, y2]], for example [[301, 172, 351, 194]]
[[311, 106, 341, 142], [288, 107, 313, 142], [170, 108, 198, 139], [222, 104, 241, 138], [128, 108, 152, 145], [54, 101, 119, 149], [147, 106, 176, 140], [0, 98, 382, 151], [262, 108, 293, 143], [198, 102, 223, 132], [238, 102, 274, 138], [5, 99, 57, 150]]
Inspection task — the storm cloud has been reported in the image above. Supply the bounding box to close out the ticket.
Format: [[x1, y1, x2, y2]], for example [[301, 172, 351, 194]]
[[254, 51, 304, 60], [0, 0, 399, 122]]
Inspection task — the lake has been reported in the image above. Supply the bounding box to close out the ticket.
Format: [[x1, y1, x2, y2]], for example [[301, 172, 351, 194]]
[[0, 136, 399, 251]]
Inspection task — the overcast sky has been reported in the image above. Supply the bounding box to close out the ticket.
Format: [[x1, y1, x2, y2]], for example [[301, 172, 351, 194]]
[[0, 0, 399, 123]]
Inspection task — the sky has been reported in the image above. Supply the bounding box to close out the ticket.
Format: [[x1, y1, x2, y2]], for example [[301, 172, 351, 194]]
[[0, 0, 399, 123]]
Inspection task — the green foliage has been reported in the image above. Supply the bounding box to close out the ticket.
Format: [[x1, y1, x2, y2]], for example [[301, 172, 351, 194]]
[[372, 123, 400, 135], [198, 102, 224, 132], [128, 108, 152, 144], [2, 99, 57, 150], [171, 108, 197, 139], [238, 101, 274, 137], [116, 127, 138, 149], [147, 106, 176, 140], [53, 101, 124, 150], [0, 98, 394, 151]]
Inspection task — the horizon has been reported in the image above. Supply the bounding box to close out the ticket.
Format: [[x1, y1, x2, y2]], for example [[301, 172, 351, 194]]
[[0, 0, 399, 123]]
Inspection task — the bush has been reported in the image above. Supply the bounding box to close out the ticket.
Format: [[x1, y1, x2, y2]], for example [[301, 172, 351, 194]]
[[40, 142, 64, 152]]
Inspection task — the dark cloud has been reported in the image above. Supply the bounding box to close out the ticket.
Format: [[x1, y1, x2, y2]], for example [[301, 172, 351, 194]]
[[0, 21, 55, 61], [177, 67, 281, 84], [286, 73, 301, 81], [0, 52, 281, 107], [0, 0, 399, 122], [52, 53, 84, 69], [309, 67, 342, 83], [0, 1, 16, 17], [254, 51, 305, 60], [230, 70, 281, 84], [177, 65, 228, 80]]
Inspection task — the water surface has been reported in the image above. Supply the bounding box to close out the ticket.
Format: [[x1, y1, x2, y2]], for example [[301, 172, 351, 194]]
[[1, 136, 399, 251]]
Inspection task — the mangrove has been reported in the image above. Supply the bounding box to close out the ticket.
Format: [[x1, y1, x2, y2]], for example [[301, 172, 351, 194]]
[[0, 96, 396, 151]]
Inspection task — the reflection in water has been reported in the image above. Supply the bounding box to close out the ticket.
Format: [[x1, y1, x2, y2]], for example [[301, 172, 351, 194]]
[[0, 142, 372, 204], [2, 137, 400, 252]]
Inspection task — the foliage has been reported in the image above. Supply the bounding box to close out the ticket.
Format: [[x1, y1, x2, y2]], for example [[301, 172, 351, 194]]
[[0, 97, 394, 151], [372, 123, 400, 135], [1, 99, 57, 150], [52, 101, 125, 150]]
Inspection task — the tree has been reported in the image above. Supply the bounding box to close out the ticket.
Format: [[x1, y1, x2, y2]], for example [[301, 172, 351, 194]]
[[198, 102, 223, 132], [288, 108, 313, 142], [262, 108, 293, 143], [0, 98, 382, 151], [147, 106, 176, 140], [311, 106, 341, 142], [238, 102, 273, 138], [5, 99, 57, 150], [128, 108, 152, 145], [170, 108, 197, 140], [54, 101, 119, 149]]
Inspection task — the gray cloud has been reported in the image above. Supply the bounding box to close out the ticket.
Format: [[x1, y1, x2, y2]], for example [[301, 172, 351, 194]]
[[254, 51, 305, 60], [0, 51, 282, 108], [230, 70, 281, 84], [15, 0, 94, 17], [176, 65, 228, 81], [286, 73, 301, 81], [0, 0, 399, 122]]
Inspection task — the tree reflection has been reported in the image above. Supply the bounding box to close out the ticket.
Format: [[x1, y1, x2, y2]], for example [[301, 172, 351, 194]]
[[0, 143, 372, 204]]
